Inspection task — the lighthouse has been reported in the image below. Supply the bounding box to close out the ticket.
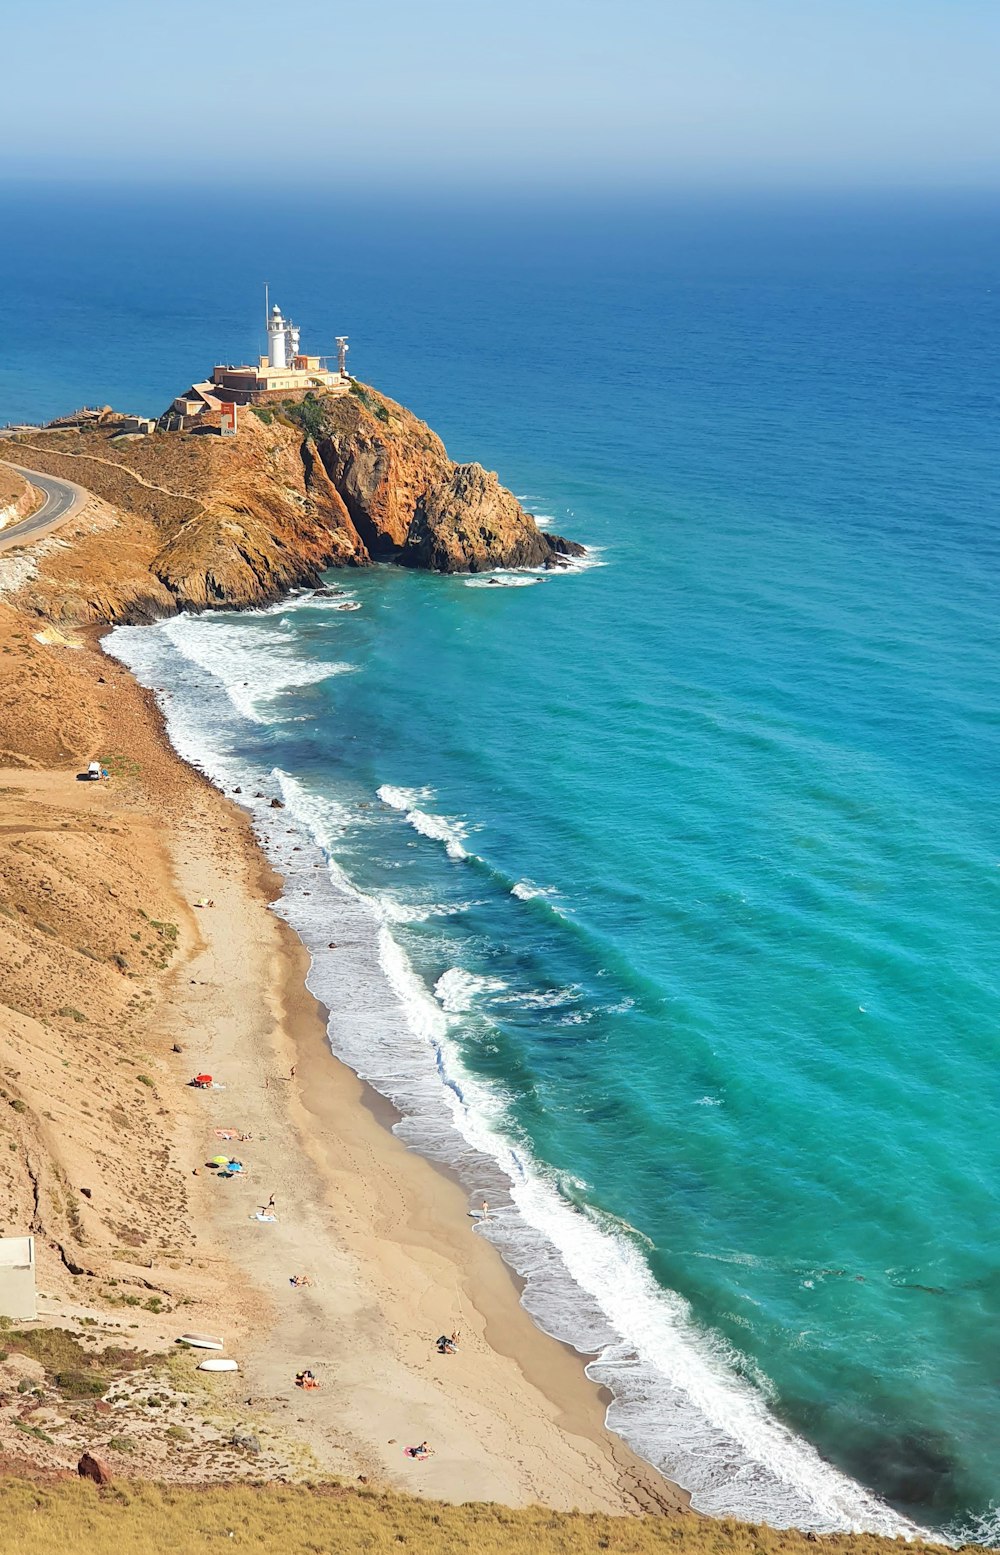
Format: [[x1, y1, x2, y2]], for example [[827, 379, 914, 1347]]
[[267, 303, 295, 370], [186, 293, 352, 424]]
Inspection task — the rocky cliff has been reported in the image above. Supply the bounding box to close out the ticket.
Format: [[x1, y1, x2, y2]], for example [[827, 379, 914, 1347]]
[[4, 384, 581, 624], [307, 385, 578, 572]]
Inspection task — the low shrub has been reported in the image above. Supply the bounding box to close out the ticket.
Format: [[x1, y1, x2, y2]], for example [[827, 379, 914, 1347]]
[[54, 1370, 108, 1399]]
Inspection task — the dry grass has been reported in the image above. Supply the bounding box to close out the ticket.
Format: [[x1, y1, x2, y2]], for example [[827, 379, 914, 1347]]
[[0, 1480, 972, 1555]]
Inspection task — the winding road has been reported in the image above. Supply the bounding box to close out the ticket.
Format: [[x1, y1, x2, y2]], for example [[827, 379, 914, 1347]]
[[0, 463, 88, 554]]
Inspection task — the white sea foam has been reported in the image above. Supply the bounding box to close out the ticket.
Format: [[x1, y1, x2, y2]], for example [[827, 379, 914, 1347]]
[[105, 614, 924, 1542], [509, 879, 569, 919], [497, 985, 582, 1011], [155, 613, 352, 724], [377, 783, 471, 860], [557, 544, 607, 573], [434, 967, 508, 1014], [461, 546, 606, 589], [377, 784, 433, 809], [249, 587, 360, 616], [378, 895, 478, 924], [511, 879, 558, 902], [946, 1507, 1000, 1549]]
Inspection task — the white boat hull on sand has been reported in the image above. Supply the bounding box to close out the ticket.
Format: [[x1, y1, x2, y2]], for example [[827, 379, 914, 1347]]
[[197, 1358, 239, 1372], [178, 1334, 224, 1350]]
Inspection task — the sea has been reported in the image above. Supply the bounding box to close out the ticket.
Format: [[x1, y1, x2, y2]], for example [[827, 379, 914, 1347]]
[[2, 185, 998, 1541]]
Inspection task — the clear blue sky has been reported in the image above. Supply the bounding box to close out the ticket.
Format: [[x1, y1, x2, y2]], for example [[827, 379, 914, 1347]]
[[4, 0, 999, 190]]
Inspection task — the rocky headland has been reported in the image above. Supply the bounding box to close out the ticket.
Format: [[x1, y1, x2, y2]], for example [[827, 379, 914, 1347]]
[[4, 383, 581, 624]]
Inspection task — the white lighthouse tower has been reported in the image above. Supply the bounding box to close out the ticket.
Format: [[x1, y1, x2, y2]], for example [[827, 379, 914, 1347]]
[[267, 303, 292, 370], [199, 290, 350, 416]]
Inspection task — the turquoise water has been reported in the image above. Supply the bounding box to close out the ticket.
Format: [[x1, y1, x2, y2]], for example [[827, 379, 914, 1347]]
[[4, 187, 999, 1538]]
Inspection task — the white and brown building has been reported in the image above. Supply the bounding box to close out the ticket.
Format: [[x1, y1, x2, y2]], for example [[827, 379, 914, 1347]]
[[165, 303, 350, 428]]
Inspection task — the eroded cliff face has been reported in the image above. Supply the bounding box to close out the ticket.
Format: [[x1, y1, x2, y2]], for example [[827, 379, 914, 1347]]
[[309, 386, 578, 573], [4, 413, 364, 622], [3, 384, 581, 624]]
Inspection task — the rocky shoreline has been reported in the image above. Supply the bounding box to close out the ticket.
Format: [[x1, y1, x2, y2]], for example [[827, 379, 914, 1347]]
[[5, 384, 582, 624]]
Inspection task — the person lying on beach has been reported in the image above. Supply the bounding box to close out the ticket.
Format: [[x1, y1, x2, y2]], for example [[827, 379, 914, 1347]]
[[404, 1442, 434, 1459], [295, 1369, 320, 1390], [290, 1274, 313, 1287], [435, 1333, 458, 1354]]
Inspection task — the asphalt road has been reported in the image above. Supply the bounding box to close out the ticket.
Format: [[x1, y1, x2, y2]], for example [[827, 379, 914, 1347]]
[[0, 463, 87, 552]]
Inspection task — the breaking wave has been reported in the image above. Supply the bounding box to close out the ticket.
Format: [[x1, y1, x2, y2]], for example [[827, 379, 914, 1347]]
[[157, 612, 354, 724], [434, 967, 509, 1014], [377, 784, 472, 860]]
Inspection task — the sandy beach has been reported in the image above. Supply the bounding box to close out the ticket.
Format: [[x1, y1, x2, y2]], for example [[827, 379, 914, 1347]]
[[163, 739, 682, 1512], [0, 586, 684, 1514]]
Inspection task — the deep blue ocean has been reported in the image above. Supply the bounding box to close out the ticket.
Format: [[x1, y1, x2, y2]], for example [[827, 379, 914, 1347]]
[[3, 186, 998, 1539]]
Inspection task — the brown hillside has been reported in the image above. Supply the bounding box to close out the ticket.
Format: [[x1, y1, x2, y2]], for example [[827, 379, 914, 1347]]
[[5, 383, 579, 624], [0, 466, 41, 528], [0, 1478, 979, 1555], [0, 602, 216, 1300]]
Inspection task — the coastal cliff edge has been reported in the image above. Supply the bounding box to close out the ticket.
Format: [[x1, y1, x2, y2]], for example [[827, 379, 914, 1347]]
[[4, 384, 581, 624]]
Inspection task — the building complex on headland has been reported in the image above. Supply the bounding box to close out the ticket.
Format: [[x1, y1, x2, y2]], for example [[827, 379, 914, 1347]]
[[165, 301, 351, 430]]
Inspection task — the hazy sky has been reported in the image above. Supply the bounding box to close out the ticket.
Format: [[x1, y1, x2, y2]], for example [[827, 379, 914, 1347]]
[[3, 0, 998, 189]]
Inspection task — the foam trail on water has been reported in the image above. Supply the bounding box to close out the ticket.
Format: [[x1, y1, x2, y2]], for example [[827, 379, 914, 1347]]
[[460, 545, 607, 588], [511, 879, 558, 902], [157, 612, 352, 724], [557, 544, 607, 573], [106, 614, 923, 1542], [434, 967, 508, 1013], [377, 783, 471, 860]]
